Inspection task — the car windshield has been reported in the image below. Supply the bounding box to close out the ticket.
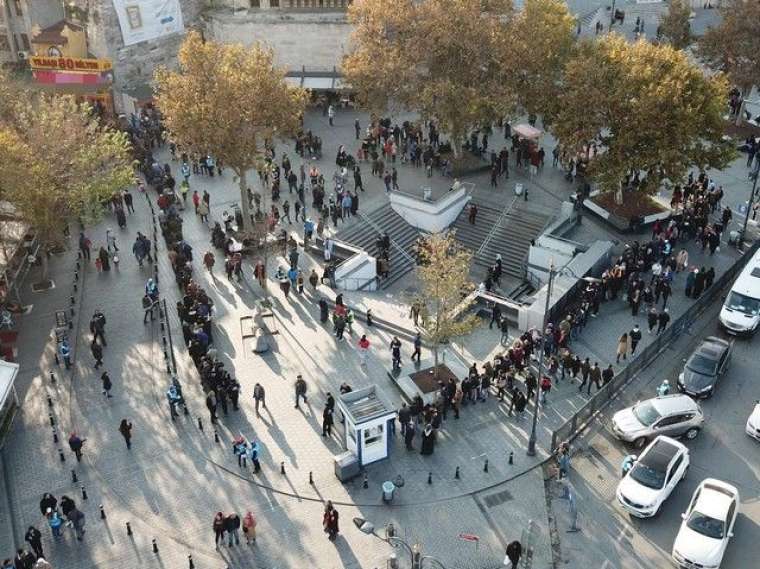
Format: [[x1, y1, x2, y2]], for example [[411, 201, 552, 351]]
[[687, 354, 719, 376], [632, 401, 661, 427], [726, 291, 760, 316], [629, 462, 665, 489], [687, 511, 725, 539]]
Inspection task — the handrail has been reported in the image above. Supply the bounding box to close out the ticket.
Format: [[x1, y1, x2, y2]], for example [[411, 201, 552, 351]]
[[358, 210, 417, 266], [476, 195, 518, 256]]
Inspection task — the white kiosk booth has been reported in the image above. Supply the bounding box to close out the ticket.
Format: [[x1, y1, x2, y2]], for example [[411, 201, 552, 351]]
[[337, 385, 397, 468], [0, 360, 19, 448]]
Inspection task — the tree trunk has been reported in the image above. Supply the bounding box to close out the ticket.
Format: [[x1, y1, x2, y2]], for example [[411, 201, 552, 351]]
[[238, 169, 253, 233], [40, 245, 50, 284]]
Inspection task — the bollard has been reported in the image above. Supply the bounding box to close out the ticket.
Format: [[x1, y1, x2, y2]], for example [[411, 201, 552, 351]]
[[68, 320, 73, 330], [126, 522, 132, 536], [152, 538, 158, 553], [428, 472, 432, 485], [509, 451, 514, 465], [70, 295, 75, 306], [188, 554, 195, 568], [363, 473, 368, 489], [197, 417, 203, 431], [59, 449, 65, 462], [484, 459, 489, 473], [81, 485, 88, 500], [100, 504, 106, 519], [455, 466, 460, 479], [47, 395, 53, 408], [70, 307, 75, 317], [241, 455, 247, 468], [183, 405, 189, 416], [71, 469, 77, 483], [74, 271, 78, 281], [214, 430, 219, 443], [54, 353, 60, 366], [162, 336, 167, 347], [77, 250, 82, 259], [52, 428, 59, 444], [166, 362, 171, 374], [160, 322, 165, 332], [280, 461, 286, 475], [309, 471, 314, 485], [49, 370, 56, 384], [49, 414, 55, 426], [154, 273, 159, 285], [76, 260, 80, 271], [73, 282, 77, 292]]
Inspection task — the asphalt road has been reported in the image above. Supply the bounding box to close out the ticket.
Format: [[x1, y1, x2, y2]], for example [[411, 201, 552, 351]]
[[555, 290, 760, 569]]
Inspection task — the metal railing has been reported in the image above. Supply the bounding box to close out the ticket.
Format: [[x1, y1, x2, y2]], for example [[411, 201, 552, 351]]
[[550, 240, 760, 451], [357, 210, 417, 266], [476, 195, 518, 257]]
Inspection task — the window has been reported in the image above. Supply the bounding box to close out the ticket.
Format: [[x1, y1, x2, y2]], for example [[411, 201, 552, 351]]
[[13, 0, 22, 17], [19, 31, 28, 50], [363, 424, 383, 447], [655, 414, 684, 428], [666, 455, 683, 484]]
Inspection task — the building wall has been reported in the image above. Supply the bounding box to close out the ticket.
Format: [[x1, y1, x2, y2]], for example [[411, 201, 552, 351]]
[[0, 0, 63, 63], [65, 0, 205, 92], [206, 10, 351, 71]]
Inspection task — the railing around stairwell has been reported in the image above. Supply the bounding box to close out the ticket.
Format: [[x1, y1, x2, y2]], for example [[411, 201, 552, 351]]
[[357, 210, 418, 267], [475, 195, 519, 257]]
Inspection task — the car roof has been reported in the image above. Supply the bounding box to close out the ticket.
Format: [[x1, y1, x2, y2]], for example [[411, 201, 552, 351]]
[[694, 479, 739, 520], [695, 337, 729, 359], [651, 394, 700, 415], [639, 437, 685, 470]]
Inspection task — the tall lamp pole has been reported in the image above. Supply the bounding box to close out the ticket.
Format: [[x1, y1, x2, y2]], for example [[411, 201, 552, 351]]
[[740, 163, 760, 247], [354, 519, 447, 569], [527, 263, 555, 456]]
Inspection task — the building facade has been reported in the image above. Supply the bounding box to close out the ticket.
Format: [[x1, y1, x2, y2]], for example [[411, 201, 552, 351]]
[[0, 0, 64, 64]]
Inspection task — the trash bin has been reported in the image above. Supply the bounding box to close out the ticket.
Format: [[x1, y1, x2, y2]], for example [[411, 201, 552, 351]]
[[382, 481, 395, 502], [514, 183, 523, 196], [423, 187, 432, 201]]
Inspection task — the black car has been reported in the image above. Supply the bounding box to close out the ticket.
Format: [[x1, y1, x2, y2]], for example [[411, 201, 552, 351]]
[[677, 336, 732, 398]]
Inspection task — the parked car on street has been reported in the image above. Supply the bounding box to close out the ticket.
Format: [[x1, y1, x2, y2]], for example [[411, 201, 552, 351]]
[[745, 400, 760, 441], [616, 436, 689, 518], [677, 337, 732, 398], [611, 394, 704, 449], [672, 478, 739, 569]]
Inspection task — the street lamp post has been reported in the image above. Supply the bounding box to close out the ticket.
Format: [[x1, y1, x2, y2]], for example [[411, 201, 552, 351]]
[[354, 519, 448, 569], [740, 163, 760, 247], [527, 263, 556, 456]]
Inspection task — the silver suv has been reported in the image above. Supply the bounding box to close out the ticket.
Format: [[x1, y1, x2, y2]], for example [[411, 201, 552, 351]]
[[611, 394, 704, 449]]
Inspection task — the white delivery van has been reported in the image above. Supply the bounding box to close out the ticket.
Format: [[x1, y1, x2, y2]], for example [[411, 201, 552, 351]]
[[719, 248, 760, 335]]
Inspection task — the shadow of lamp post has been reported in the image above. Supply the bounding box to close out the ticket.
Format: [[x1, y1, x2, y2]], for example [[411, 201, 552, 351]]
[[354, 518, 447, 569]]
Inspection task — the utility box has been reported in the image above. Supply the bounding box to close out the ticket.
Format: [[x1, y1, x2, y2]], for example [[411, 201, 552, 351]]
[[334, 450, 360, 482]]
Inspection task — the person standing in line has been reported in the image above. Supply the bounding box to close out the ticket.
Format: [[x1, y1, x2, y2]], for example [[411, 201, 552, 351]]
[[206, 390, 218, 424], [79, 232, 92, 261], [323, 501, 339, 541], [616, 332, 629, 364], [294, 375, 308, 409], [242, 511, 257, 545], [91, 339, 104, 370], [647, 306, 659, 334], [224, 513, 241, 547], [358, 335, 370, 367], [411, 332, 422, 363], [629, 325, 642, 356], [118, 419, 132, 449], [90, 310, 107, 346], [101, 372, 113, 398], [253, 382, 266, 416], [213, 512, 225, 550], [657, 308, 670, 334], [24, 526, 44, 559]]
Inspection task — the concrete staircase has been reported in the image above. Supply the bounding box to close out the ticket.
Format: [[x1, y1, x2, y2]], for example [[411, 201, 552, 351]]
[[452, 203, 550, 280], [335, 203, 421, 289]]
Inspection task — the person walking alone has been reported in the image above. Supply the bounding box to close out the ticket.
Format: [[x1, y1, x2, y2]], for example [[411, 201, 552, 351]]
[[657, 308, 670, 334], [411, 332, 422, 363], [253, 383, 266, 416], [101, 371, 113, 398], [90, 310, 107, 346], [213, 512, 225, 550], [358, 335, 370, 367], [616, 332, 629, 364], [323, 501, 339, 541], [629, 325, 642, 356], [294, 375, 308, 409], [243, 511, 257, 545], [118, 419, 132, 449], [68, 432, 85, 462]]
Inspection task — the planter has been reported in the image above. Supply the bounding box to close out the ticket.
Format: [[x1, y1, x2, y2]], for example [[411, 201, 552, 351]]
[[574, 189, 670, 233]]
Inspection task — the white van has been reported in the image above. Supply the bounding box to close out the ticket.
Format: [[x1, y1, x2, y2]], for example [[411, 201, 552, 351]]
[[719, 248, 760, 335]]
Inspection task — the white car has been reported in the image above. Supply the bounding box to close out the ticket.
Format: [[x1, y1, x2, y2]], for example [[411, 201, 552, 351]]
[[672, 478, 740, 569], [616, 436, 689, 518], [745, 400, 760, 441]]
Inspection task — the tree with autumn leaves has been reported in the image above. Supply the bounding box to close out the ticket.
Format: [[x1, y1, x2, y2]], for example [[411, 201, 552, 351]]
[[0, 70, 134, 285], [343, 0, 518, 157], [658, 0, 691, 50], [154, 32, 307, 234], [698, 0, 760, 125], [553, 35, 734, 199]]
